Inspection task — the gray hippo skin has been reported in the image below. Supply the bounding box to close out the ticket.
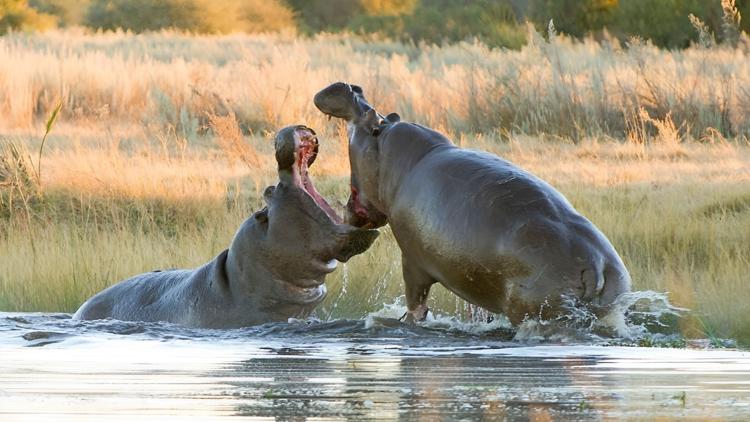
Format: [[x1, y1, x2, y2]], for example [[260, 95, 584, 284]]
[[314, 82, 631, 325], [73, 125, 379, 328]]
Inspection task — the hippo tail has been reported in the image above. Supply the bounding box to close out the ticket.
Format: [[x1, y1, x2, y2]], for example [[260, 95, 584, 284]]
[[581, 264, 605, 303], [582, 260, 631, 306]]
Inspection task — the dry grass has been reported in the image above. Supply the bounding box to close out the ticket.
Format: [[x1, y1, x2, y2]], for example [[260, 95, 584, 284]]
[[0, 31, 749, 344], [1, 29, 748, 140]]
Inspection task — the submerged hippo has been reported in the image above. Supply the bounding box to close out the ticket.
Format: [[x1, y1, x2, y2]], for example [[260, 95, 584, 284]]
[[314, 82, 631, 324], [74, 125, 379, 328]]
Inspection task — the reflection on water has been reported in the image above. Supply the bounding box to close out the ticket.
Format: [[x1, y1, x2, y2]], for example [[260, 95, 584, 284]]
[[1, 312, 749, 420]]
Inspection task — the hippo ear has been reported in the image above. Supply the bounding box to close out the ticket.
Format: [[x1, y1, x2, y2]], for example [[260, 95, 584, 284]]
[[351, 85, 364, 95], [362, 109, 382, 136], [335, 228, 379, 262], [385, 112, 401, 123], [253, 206, 269, 224]]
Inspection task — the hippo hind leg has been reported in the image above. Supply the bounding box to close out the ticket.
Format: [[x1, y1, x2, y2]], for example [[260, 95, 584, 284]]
[[400, 255, 436, 324]]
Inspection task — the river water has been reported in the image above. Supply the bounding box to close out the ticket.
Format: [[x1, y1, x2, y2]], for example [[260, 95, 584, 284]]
[[1, 297, 749, 420]]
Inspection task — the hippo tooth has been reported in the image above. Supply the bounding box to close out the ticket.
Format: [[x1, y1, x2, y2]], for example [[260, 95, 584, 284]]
[[325, 259, 338, 270]]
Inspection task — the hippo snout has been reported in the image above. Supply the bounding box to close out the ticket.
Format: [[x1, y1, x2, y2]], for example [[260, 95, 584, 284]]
[[314, 82, 356, 120]]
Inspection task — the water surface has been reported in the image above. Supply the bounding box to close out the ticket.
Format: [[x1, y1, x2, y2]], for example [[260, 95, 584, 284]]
[[1, 311, 749, 421]]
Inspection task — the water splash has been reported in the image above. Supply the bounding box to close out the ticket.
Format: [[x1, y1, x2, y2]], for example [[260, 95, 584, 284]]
[[365, 296, 510, 338], [0, 291, 727, 349], [362, 290, 707, 347], [514, 290, 690, 345], [327, 262, 350, 320], [599, 290, 688, 339]]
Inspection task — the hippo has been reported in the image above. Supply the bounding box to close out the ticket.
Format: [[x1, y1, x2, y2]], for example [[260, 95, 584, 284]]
[[314, 82, 631, 325], [73, 125, 379, 328]]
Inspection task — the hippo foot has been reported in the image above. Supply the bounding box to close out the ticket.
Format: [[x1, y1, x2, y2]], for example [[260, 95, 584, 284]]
[[400, 307, 429, 324]]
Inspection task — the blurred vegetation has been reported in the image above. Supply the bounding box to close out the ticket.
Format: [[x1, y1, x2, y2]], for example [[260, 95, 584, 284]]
[[2, 0, 750, 48], [286, 0, 365, 32], [84, 0, 295, 34], [0, 0, 55, 34], [350, 0, 526, 49], [528, 0, 733, 48], [28, 0, 89, 27]]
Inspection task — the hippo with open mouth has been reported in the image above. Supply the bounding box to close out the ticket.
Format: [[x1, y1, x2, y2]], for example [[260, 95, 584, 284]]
[[314, 82, 631, 325], [73, 125, 379, 328]]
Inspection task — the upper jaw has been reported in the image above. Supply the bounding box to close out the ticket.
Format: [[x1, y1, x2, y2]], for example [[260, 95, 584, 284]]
[[313, 82, 362, 121]]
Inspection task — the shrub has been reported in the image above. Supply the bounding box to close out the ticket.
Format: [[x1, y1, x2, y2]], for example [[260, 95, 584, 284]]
[[529, 0, 618, 38], [242, 0, 296, 33], [351, 0, 526, 49], [285, 0, 364, 32], [28, 0, 90, 27], [611, 0, 718, 48], [360, 0, 418, 16], [1, 0, 56, 34], [85, 0, 295, 34], [529, 0, 747, 49]]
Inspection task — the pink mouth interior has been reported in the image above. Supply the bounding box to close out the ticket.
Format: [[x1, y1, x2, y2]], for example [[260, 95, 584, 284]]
[[294, 128, 343, 224]]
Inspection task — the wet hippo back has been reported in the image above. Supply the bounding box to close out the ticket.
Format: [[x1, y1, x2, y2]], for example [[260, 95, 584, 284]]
[[74, 265, 222, 326], [388, 139, 628, 320]]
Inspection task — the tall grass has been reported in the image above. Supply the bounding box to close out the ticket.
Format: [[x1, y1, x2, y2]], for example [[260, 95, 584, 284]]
[[1, 29, 748, 140], [0, 31, 748, 344]]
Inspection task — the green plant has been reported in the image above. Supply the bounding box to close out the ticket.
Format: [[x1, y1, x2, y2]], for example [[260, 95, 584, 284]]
[[0, 142, 39, 220], [36, 101, 61, 186]]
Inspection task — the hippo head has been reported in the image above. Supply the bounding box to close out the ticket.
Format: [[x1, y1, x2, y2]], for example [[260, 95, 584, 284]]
[[257, 125, 379, 283], [314, 82, 393, 229]]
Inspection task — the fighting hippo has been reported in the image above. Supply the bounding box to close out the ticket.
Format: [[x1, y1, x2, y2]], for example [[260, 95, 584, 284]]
[[74, 125, 379, 328], [314, 82, 631, 325]]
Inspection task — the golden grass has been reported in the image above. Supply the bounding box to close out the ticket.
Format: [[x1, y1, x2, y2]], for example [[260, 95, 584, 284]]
[[1, 29, 749, 140], [0, 31, 749, 344]]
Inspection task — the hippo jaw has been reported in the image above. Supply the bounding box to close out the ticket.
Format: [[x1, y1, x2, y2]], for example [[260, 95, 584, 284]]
[[293, 127, 344, 225], [314, 83, 390, 230], [275, 125, 343, 225], [313, 82, 371, 121], [271, 125, 380, 267]]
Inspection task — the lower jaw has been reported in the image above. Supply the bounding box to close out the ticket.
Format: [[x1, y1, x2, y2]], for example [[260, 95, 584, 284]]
[[276, 283, 327, 305], [347, 211, 384, 229]]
